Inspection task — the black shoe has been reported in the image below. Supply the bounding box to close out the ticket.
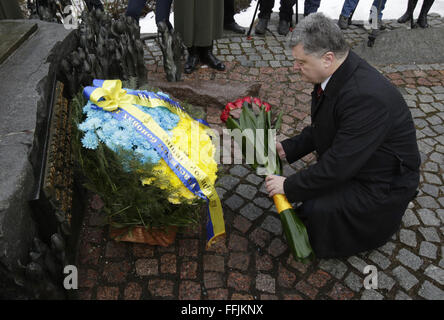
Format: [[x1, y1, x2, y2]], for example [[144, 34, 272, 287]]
[[184, 47, 199, 74], [255, 18, 269, 35], [224, 22, 245, 34], [278, 19, 290, 36], [338, 14, 348, 30], [417, 0, 434, 28], [397, 12, 412, 23], [199, 44, 225, 71]]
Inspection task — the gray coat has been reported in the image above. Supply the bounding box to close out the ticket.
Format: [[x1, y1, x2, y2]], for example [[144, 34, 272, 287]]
[[174, 0, 224, 47]]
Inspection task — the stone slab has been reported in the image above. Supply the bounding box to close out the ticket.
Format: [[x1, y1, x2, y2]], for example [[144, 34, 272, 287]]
[[0, 21, 37, 65], [354, 27, 444, 66], [147, 77, 261, 110], [0, 19, 75, 298]]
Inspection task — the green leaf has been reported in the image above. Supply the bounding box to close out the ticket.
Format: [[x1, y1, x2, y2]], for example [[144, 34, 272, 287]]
[[274, 110, 284, 132]]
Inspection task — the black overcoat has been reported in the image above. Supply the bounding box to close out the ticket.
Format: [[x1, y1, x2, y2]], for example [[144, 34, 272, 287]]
[[281, 51, 421, 259]]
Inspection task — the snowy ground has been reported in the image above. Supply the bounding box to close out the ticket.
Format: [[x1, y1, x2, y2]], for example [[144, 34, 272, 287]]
[[140, 0, 444, 33]]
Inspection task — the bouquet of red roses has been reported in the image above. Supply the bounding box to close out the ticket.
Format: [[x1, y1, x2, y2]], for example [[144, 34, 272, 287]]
[[221, 97, 314, 263]]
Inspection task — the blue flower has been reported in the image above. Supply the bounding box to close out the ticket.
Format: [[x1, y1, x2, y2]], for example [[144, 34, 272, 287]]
[[81, 131, 99, 149]]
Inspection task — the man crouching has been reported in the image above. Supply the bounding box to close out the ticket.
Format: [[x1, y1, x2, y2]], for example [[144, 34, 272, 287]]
[[265, 13, 420, 258]]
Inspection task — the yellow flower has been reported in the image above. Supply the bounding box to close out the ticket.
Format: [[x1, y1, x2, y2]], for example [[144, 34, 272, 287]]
[[141, 117, 218, 204]]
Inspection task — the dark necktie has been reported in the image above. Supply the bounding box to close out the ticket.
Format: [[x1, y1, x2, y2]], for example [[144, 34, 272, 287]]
[[316, 85, 324, 99]]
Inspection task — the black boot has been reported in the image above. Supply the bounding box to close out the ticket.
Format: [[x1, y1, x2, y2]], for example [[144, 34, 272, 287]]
[[184, 46, 199, 74], [417, 0, 435, 28], [397, 0, 418, 23], [199, 43, 225, 71]]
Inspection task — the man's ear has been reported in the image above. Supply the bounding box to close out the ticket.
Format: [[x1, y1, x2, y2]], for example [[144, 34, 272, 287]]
[[323, 51, 335, 68]]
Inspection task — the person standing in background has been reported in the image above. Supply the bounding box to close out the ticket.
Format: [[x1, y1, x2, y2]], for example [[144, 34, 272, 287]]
[[397, 0, 435, 28], [174, 0, 226, 74], [337, 0, 387, 30]]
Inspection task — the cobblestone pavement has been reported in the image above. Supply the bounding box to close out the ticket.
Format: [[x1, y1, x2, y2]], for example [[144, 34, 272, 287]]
[[75, 14, 444, 300]]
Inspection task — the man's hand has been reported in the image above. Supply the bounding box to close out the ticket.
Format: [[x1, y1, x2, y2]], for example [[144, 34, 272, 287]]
[[276, 141, 286, 160], [265, 175, 286, 197]]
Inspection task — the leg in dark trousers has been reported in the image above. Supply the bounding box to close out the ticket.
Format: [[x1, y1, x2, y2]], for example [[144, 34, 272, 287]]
[[256, 0, 275, 35], [304, 0, 321, 16], [224, 0, 245, 34], [397, 0, 418, 23], [85, 0, 104, 11], [417, 0, 435, 28], [125, 0, 147, 22], [155, 0, 173, 29], [278, 0, 296, 35]]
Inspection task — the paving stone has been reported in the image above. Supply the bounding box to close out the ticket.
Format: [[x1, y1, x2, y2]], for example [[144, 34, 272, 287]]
[[421, 184, 440, 198], [399, 229, 417, 247], [217, 175, 240, 189], [254, 197, 273, 209], [267, 238, 287, 257], [256, 252, 274, 271], [423, 172, 443, 185], [179, 281, 201, 300], [418, 209, 441, 226], [416, 196, 440, 209], [394, 291, 413, 300], [227, 272, 251, 291], [424, 265, 444, 285], [233, 215, 252, 233], [225, 194, 245, 211], [235, 184, 258, 200], [396, 248, 423, 271], [392, 266, 419, 291], [347, 256, 368, 273], [228, 252, 250, 271], [229, 165, 250, 177], [360, 289, 384, 300], [418, 280, 444, 300], [96, 286, 119, 300], [203, 255, 225, 272], [419, 227, 441, 243], [419, 241, 438, 259], [344, 272, 363, 292], [249, 227, 271, 248], [256, 273, 276, 293], [278, 264, 297, 288], [261, 215, 282, 235], [378, 272, 396, 291], [240, 203, 263, 221], [246, 173, 263, 185], [318, 259, 348, 279], [135, 259, 158, 276], [377, 241, 397, 256], [328, 283, 354, 300], [368, 251, 392, 270]]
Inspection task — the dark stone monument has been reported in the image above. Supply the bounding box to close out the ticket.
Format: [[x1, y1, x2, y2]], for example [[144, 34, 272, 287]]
[[0, 19, 77, 299]]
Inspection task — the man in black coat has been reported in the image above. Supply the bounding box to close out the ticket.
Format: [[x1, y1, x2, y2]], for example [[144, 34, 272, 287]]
[[265, 13, 420, 259]]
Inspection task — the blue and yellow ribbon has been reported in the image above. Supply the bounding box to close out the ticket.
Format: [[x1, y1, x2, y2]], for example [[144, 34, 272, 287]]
[[83, 79, 225, 247]]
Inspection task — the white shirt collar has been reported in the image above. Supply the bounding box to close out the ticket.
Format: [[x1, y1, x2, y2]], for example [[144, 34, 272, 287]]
[[321, 75, 332, 91]]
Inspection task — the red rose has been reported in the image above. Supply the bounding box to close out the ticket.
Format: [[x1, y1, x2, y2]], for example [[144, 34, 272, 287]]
[[225, 102, 236, 111], [253, 97, 262, 106], [242, 96, 252, 104], [220, 110, 229, 122], [234, 98, 243, 108]]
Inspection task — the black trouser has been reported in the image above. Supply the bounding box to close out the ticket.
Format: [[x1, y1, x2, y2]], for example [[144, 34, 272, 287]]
[[125, 0, 172, 24], [85, 0, 104, 11], [258, 0, 295, 22], [224, 0, 236, 24]]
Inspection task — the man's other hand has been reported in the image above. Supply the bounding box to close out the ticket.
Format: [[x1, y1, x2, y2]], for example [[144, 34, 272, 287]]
[[276, 141, 286, 160]]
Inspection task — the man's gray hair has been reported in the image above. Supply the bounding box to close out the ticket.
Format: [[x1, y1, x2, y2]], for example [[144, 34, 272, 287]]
[[288, 13, 349, 58]]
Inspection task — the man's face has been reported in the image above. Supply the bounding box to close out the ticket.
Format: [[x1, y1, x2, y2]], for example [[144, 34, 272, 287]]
[[292, 44, 329, 84]]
